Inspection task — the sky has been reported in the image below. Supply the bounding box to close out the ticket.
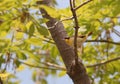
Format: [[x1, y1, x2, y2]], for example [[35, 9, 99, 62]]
[[16, 68, 73, 84], [56, 0, 69, 8]]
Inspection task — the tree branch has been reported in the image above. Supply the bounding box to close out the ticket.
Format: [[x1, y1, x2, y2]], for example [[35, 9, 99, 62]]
[[70, 0, 79, 64], [75, 0, 93, 11], [113, 28, 120, 37], [86, 40, 120, 45], [87, 56, 120, 68], [42, 62, 66, 70], [20, 56, 120, 70], [19, 60, 65, 71], [60, 16, 74, 22], [38, 0, 91, 84]]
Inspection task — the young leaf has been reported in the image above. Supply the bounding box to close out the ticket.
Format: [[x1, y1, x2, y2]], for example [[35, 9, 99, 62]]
[[58, 71, 66, 77], [28, 24, 35, 38], [39, 5, 60, 18], [36, 25, 49, 36], [16, 51, 27, 60]]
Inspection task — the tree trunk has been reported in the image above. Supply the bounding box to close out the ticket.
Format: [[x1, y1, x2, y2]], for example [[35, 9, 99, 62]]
[[38, 0, 91, 84]]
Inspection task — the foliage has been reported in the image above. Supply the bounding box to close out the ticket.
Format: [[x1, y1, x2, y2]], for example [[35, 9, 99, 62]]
[[0, 0, 120, 84]]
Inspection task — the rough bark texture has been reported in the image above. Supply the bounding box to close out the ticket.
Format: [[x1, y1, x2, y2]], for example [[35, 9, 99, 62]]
[[38, 0, 91, 84]]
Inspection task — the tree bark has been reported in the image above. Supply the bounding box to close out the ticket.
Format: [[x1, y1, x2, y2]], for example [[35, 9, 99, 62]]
[[38, 0, 91, 84]]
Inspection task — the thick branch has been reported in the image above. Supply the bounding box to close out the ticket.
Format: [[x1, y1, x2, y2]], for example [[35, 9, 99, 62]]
[[38, 0, 91, 84]]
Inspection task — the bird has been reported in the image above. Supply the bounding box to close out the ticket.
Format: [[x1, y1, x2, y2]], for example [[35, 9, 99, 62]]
[[64, 32, 92, 54], [64, 32, 92, 47]]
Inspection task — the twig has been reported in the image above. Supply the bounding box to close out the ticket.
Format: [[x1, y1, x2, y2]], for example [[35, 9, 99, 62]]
[[70, 0, 79, 64], [106, 41, 109, 58], [60, 16, 74, 22], [42, 38, 55, 44], [42, 62, 66, 70], [113, 28, 120, 37], [33, 34, 55, 44], [21, 56, 120, 69], [19, 60, 66, 71], [60, 14, 81, 22], [73, 0, 76, 8], [86, 40, 120, 45], [16, 29, 55, 44], [16, 56, 120, 70], [41, 37, 120, 46], [75, 0, 93, 10], [87, 56, 120, 68], [11, 56, 65, 71], [106, 30, 110, 58]]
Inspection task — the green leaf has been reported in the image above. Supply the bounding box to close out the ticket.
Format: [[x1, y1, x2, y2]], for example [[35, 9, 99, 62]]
[[16, 51, 27, 60], [0, 20, 11, 31], [15, 59, 21, 68], [39, 5, 60, 18], [39, 18, 49, 24], [41, 79, 47, 84], [36, 25, 49, 36], [26, 38, 42, 46], [0, 54, 4, 67], [51, 45, 58, 58], [0, 0, 16, 11], [26, 21, 33, 30], [28, 24, 35, 38], [15, 32, 24, 40], [51, 70, 56, 75], [21, 50, 40, 62], [32, 71, 36, 81], [58, 71, 66, 77]]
